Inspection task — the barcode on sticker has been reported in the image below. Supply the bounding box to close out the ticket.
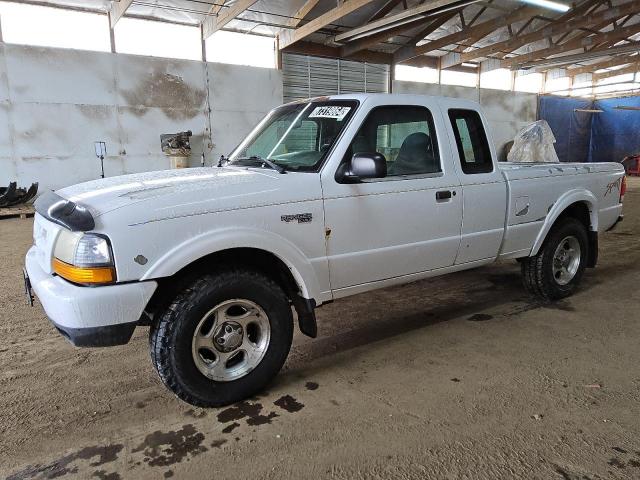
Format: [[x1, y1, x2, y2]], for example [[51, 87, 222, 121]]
[[309, 106, 351, 120]]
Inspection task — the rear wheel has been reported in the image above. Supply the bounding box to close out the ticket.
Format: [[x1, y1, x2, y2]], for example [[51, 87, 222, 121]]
[[521, 218, 589, 300], [149, 270, 293, 407]]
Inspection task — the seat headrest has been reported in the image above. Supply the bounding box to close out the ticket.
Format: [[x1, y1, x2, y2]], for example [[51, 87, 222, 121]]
[[401, 132, 430, 152]]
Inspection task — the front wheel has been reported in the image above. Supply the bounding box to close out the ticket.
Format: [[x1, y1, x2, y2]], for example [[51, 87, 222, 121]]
[[521, 218, 589, 300], [149, 270, 293, 407]]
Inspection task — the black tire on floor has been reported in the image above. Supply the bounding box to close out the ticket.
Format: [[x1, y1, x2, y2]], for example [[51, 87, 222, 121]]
[[521, 217, 589, 301], [149, 269, 293, 407]]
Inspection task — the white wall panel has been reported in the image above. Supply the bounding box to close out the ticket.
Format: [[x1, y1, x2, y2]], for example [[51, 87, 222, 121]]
[[1, 44, 283, 192], [5, 45, 116, 106]]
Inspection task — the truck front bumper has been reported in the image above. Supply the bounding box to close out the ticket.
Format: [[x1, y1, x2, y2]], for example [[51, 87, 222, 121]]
[[25, 246, 157, 347]]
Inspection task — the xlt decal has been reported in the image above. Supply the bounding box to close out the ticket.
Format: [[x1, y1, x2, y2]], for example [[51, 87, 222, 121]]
[[281, 213, 312, 224]]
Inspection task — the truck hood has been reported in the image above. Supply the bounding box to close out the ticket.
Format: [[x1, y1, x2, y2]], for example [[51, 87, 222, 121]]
[[57, 167, 321, 222]]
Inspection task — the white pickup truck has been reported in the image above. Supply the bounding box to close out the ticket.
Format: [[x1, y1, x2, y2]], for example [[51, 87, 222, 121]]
[[25, 93, 625, 407]]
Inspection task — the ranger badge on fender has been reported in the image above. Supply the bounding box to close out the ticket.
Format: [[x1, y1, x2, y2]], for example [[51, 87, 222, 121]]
[[281, 213, 312, 224]]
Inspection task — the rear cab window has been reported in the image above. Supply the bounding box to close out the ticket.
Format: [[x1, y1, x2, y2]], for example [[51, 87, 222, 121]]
[[448, 109, 493, 174]]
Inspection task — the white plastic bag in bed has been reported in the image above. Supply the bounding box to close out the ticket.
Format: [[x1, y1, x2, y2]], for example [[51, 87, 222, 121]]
[[507, 120, 560, 163]]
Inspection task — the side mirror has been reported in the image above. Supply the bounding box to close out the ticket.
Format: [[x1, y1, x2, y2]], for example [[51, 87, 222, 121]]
[[336, 152, 387, 183]]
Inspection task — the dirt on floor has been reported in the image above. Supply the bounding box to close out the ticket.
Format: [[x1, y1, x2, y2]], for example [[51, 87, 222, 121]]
[[1, 179, 639, 480]]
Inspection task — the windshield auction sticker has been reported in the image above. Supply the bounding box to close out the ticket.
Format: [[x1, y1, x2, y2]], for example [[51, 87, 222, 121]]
[[309, 106, 351, 121]]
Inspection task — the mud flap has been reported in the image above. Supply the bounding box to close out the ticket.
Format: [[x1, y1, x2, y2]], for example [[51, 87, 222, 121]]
[[292, 296, 317, 338], [587, 231, 598, 268]]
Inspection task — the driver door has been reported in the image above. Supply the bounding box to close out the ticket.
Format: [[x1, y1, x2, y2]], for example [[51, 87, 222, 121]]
[[321, 101, 462, 295]]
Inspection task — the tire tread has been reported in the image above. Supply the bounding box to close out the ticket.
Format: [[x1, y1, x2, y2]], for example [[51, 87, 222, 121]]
[[149, 270, 291, 407], [521, 218, 587, 301]]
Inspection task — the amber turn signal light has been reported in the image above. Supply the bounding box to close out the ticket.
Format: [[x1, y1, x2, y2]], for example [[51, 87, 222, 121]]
[[52, 258, 115, 285]]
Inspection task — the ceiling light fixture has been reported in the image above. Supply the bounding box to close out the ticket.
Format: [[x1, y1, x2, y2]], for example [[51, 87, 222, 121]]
[[461, 62, 478, 68], [518, 0, 570, 12]]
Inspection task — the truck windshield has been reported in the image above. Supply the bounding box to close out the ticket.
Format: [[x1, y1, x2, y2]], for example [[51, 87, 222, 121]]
[[228, 100, 358, 172]]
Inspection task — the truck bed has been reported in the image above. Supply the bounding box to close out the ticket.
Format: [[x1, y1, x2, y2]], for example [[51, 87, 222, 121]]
[[498, 161, 625, 260]]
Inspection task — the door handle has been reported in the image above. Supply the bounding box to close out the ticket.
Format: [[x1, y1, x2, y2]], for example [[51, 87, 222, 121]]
[[436, 190, 453, 201]]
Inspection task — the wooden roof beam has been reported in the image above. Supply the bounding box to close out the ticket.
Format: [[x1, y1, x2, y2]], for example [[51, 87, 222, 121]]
[[367, 0, 406, 23], [568, 54, 639, 76], [394, 4, 543, 63], [502, 22, 640, 69], [458, 0, 632, 65], [109, 0, 133, 28], [279, 0, 378, 50], [288, 0, 322, 28], [333, 0, 480, 44], [202, 0, 257, 39], [341, 8, 461, 58], [594, 62, 640, 80], [282, 40, 437, 68]]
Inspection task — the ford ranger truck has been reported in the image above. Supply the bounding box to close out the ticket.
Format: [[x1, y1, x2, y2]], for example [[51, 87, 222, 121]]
[[24, 94, 625, 407]]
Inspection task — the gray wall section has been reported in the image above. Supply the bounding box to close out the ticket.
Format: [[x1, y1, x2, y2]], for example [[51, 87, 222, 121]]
[[0, 46, 535, 193], [0, 44, 283, 192], [393, 81, 538, 160]]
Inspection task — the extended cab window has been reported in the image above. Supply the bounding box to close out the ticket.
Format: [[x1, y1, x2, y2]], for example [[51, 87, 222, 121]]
[[448, 109, 493, 174], [344, 105, 441, 177]]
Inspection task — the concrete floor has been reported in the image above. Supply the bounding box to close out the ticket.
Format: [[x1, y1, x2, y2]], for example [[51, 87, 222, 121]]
[[1, 178, 639, 480]]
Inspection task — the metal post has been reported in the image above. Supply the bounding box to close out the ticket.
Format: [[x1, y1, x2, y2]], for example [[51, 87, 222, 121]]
[[107, 12, 116, 53], [200, 24, 207, 62]]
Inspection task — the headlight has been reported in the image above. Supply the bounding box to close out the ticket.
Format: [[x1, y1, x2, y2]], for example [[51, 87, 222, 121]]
[[52, 231, 116, 285]]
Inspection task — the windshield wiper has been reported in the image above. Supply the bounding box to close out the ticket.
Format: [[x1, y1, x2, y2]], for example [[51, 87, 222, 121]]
[[236, 155, 287, 174]]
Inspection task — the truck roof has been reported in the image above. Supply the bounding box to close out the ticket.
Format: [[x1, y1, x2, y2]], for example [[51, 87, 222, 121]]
[[286, 92, 481, 107]]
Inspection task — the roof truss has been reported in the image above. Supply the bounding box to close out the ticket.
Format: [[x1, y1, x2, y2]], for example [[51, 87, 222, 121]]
[[278, 0, 379, 50], [202, 0, 258, 39], [109, 0, 133, 28]]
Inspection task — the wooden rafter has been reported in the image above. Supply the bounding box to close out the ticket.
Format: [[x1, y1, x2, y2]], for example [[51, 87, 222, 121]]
[[462, 0, 603, 62], [587, 13, 639, 51], [367, 0, 406, 23], [288, 0, 322, 28], [394, 4, 543, 63], [109, 0, 133, 28], [393, 9, 462, 60], [202, 0, 257, 39], [333, 0, 480, 44], [279, 0, 378, 50], [283, 40, 437, 69], [568, 54, 639, 76], [458, 0, 632, 64], [341, 8, 461, 58], [502, 22, 640, 69], [544, 1, 604, 46], [594, 62, 640, 80]]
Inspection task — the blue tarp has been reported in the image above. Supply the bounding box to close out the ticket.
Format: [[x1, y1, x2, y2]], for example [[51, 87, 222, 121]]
[[538, 96, 594, 163], [589, 96, 640, 163], [538, 94, 640, 163]]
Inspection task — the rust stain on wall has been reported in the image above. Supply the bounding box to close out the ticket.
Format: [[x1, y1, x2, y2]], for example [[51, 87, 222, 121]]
[[121, 70, 206, 121]]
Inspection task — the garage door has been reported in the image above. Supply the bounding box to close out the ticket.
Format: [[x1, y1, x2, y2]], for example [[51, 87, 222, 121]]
[[282, 53, 389, 103]]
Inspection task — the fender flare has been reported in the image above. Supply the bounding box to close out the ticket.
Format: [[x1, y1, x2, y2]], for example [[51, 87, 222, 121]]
[[530, 189, 598, 257], [139, 226, 322, 301]]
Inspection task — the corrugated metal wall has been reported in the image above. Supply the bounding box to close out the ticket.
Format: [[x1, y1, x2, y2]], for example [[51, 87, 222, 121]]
[[282, 53, 389, 103]]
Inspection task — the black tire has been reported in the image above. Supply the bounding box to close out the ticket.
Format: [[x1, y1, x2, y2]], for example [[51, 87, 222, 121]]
[[521, 217, 589, 300], [149, 269, 293, 407]]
